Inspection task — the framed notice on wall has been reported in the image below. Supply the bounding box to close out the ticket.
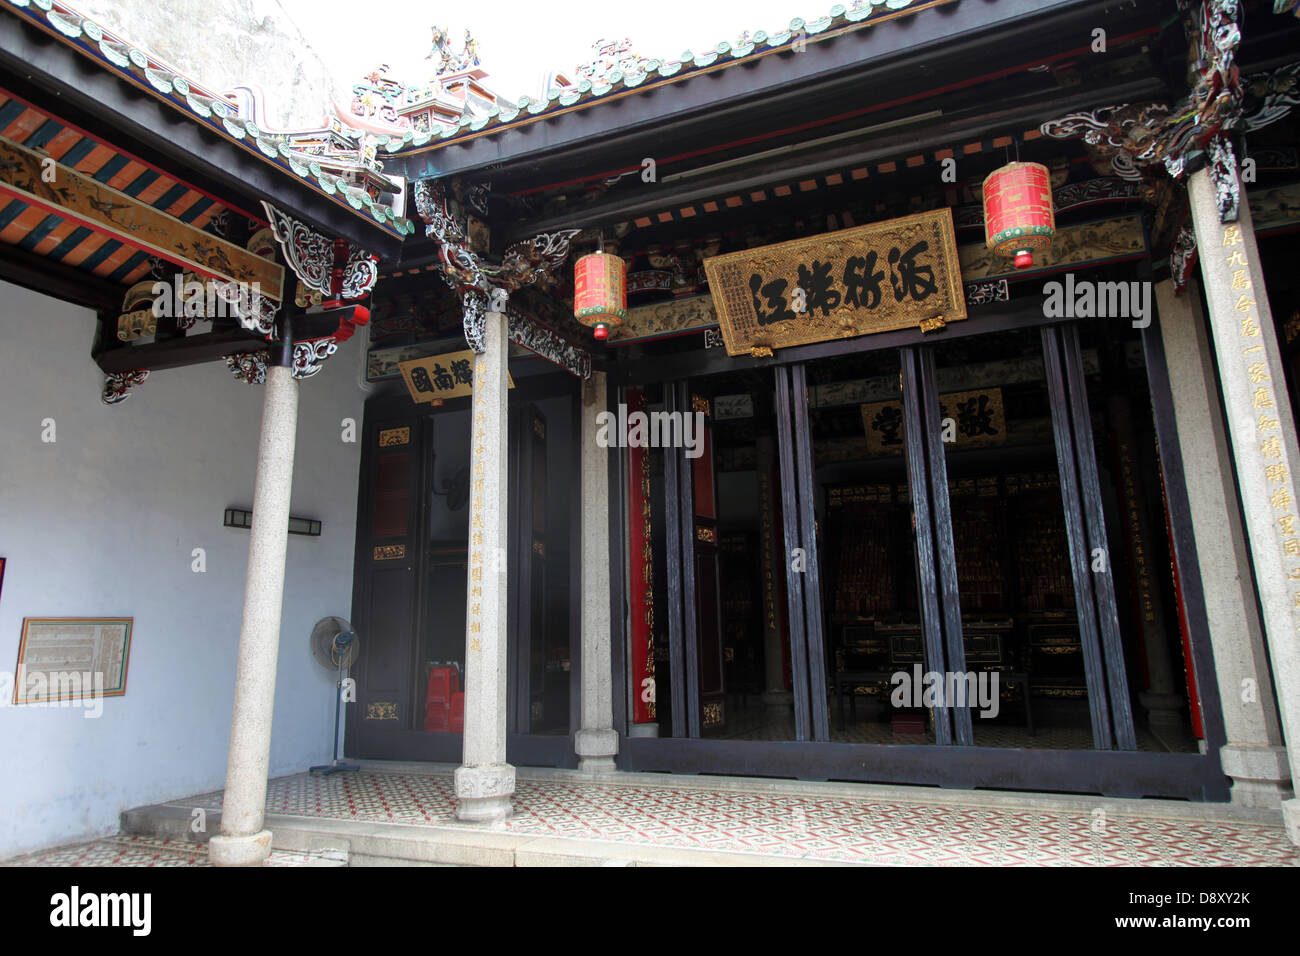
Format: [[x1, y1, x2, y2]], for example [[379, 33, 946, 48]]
[[12, 617, 132, 704]]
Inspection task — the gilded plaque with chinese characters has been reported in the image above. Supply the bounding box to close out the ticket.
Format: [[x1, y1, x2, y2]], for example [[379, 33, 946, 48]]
[[398, 348, 514, 404], [703, 209, 966, 356]]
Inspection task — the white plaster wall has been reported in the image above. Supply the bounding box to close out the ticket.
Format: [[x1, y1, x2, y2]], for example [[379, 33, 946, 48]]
[[0, 281, 364, 858]]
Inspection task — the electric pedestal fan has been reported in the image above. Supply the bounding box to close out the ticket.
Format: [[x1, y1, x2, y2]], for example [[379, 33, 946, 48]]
[[309, 616, 361, 776]]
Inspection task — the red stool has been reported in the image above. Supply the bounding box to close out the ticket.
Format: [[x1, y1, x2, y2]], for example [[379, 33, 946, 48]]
[[449, 692, 465, 734], [423, 666, 454, 732]]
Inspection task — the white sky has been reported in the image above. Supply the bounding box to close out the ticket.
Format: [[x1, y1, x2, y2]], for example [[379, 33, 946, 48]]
[[277, 0, 819, 101]]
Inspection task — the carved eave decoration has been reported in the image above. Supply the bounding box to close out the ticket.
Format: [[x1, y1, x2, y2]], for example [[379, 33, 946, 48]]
[[257, 201, 381, 377], [102, 369, 149, 405], [1042, 2, 1248, 217], [1040, 1, 1299, 292], [413, 178, 589, 377]]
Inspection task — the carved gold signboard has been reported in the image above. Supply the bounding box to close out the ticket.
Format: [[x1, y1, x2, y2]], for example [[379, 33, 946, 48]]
[[398, 348, 514, 404], [703, 209, 966, 356]]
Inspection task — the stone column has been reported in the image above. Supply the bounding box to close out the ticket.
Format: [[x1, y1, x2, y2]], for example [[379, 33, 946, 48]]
[[757, 435, 791, 714], [576, 370, 619, 771], [1154, 277, 1290, 807], [456, 302, 515, 823], [209, 363, 299, 866], [1188, 166, 1300, 841]]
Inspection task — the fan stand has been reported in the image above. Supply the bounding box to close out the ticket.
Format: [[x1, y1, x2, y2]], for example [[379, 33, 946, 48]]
[[310, 650, 360, 776]]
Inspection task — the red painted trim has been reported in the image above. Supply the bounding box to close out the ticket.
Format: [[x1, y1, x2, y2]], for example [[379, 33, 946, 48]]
[[626, 388, 657, 725]]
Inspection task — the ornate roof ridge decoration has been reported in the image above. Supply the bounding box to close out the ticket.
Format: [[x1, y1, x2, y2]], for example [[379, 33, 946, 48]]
[[427, 26, 480, 76], [382, 0, 939, 156], [343, 62, 503, 140], [1040, 0, 1299, 227], [0, 0, 415, 238]]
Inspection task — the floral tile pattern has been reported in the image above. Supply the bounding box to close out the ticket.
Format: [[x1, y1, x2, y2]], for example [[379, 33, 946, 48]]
[[1, 833, 344, 867]]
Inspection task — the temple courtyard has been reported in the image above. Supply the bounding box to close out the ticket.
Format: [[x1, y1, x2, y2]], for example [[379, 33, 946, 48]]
[[4, 765, 1296, 867]]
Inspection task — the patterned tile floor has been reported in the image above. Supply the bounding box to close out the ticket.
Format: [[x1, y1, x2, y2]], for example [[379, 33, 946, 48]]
[[131, 770, 1297, 867], [2, 833, 344, 867]]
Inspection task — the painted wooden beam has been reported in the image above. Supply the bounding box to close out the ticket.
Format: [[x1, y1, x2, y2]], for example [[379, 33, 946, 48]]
[[0, 134, 284, 299]]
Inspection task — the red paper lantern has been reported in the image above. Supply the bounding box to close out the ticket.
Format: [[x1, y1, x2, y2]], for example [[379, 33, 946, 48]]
[[983, 162, 1055, 270], [574, 251, 626, 341]]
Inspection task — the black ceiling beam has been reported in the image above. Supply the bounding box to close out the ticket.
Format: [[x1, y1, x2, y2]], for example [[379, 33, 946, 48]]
[[389, 0, 1132, 183], [0, 240, 122, 311], [499, 75, 1167, 242], [94, 307, 367, 373], [0, 13, 403, 262], [95, 328, 269, 373]]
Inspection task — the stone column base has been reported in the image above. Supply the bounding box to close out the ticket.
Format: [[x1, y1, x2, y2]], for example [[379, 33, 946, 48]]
[[763, 689, 793, 713], [1283, 798, 1300, 846], [208, 830, 272, 867], [455, 764, 515, 824], [1138, 691, 1185, 728], [1220, 744, 1294, 810], [576, 728, 619, 772]]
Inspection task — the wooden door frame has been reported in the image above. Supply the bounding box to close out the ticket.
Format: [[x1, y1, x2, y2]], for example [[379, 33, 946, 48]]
[[615, 307, 1228, 798], [346, 380, 582, 768]]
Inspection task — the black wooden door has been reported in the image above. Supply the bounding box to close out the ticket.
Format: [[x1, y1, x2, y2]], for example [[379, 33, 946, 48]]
[[346, 409, 423, 755], [508, 402, 549, 734]]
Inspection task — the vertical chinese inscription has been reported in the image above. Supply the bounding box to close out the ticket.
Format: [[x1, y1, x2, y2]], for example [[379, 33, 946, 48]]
[[467, 354, 487, 655], [1221, 222, 1300, 626]]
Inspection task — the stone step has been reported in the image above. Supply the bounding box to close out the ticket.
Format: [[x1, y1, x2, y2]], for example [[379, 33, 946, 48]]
[[119, 802, 847, 867]]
